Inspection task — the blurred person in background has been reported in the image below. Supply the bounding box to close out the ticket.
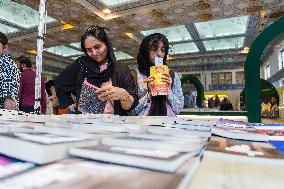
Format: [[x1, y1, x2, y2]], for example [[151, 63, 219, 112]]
[[16, 55, 46, 114], [0, 32, 20, 110]]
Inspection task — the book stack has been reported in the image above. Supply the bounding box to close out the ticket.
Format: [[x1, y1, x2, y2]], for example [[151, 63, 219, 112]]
[[1, 114, 283, 189], [0, 158, 202, 189], [0, 132, 98, 164], [0, 154, 34, 180]]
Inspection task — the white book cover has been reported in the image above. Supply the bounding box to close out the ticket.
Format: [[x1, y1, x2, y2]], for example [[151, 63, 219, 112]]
[[101, 136, 206, 153], [0, 158, 201, 189], [0, 132, 97, 164], [146, 127, 212, 138], [69, 145, 198, 173]]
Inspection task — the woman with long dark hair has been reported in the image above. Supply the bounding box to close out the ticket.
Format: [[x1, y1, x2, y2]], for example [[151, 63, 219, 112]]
[[133, 33, 184, 116], [55, 26, 138, 115]]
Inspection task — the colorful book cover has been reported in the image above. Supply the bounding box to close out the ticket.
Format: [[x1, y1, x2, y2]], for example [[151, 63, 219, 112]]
[[0, 154, 34, 180], [206, 136, 284, 160], [0, 159, 186, 189], [150, 65, 169, 96]]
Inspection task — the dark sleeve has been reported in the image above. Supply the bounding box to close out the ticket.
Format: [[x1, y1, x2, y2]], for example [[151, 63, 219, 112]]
[[40, 76, 47, 114], [54, 61, 82, 108], [18, 73, 24, 106], [117, 65, 139, 112]]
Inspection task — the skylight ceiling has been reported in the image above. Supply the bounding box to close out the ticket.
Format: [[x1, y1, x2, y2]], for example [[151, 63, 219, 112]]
[[203, 37, 245, 51], [141, 25, 192, 42], [98, 0, 139, 6], [0, 23, 19, 34], [44, 45, 83, 57], [114, 51, 133, 60], [54, 42, 133, 60], [194, 15, 249, 39], [170, 42, 199, 55], [70, 42, 81, 49], [0, 0, 55, 28]]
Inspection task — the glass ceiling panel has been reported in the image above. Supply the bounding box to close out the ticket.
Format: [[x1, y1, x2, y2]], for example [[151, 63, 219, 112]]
[[98, 0, 139, 6], [203, 37, 245, 51], [69, 42, 117, 51], [169, 42, 199, 55], [44, 45, 83, 57], [0, 0, 55, 28], [69, 42, 81, 49], [114, 51, 133, 60], [0, 23, 19, 34], [194, 16, 249, 39], [141, 25, 192, 42]]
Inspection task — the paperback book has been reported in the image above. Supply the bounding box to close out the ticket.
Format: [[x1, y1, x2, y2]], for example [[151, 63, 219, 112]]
[[0, 158, 201, 189], [0, 132, 97, 164], [0, 155, 34, 180], [101, 136, 206, 153], [69, 145, 197, 173], [205, 136, 284, 164]]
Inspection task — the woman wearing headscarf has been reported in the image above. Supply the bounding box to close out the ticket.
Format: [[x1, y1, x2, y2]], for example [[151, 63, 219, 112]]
[[55, 26, 138, 115], [133, 33, 184, 116]]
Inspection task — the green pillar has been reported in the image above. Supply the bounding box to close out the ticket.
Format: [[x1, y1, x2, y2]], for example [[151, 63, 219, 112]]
[[245, 16, 284, 123], [181, 75, 205, 108]]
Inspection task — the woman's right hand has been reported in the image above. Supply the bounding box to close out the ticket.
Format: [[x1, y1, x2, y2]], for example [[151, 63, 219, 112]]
[[147, 76, 155, 91]]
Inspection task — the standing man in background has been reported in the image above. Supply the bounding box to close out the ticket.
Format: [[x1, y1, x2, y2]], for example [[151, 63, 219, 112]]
[[0, 32, 20, 110], [16, 55, 46, 114]]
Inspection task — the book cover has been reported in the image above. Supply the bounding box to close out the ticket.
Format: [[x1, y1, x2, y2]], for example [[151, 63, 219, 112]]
[[0, 159, 193, 189], [0, 132, 91, 145], [150, 65, 169, 96], [101, 136, 206, 153], [205, 136, 284, 162], [0, 132, 97, 164], [69, 145, 197, 173], [0, 155, 34, 180]]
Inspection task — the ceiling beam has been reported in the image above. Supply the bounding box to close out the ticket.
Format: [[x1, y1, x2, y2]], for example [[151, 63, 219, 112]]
[[185, 24, 206, 53], [170, 33, 246, 45], [0, 19, 23, 31], [244, 14, 259, 47], [70, 0, 107, 20]]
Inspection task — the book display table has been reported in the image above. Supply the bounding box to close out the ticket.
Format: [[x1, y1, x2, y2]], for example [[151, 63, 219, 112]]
[[0, 110, 283, 188]]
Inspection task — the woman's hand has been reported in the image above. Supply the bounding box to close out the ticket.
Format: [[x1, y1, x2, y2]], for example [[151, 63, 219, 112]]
[[161, 73, 172, 89], [3, 97, 16, 110], [96, 84, 129, 101], [147, 76, 155, 91]]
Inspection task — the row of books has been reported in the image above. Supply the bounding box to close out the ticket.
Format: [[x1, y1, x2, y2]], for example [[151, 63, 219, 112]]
[[212, 118, 284, 142], [0, 113, 214, 188], [1, 112, 284, 188]]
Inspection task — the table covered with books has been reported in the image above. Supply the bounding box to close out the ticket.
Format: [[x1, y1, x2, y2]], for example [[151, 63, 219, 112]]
[[0, 109, 284, 189]]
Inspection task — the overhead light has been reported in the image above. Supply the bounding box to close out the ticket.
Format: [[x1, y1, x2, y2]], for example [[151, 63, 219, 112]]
[[239, 46, 250, 54], [28, 49, 37, 55], [126, 33, 141, 42], [103, 9, 112, 14], [61, 21, 74, 30], [167, 54, 175, 61], [260, 10, 266, 18]]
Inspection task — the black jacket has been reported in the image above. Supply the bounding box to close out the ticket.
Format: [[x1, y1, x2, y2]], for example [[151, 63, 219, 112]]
[[54, 60, 138, 116]]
